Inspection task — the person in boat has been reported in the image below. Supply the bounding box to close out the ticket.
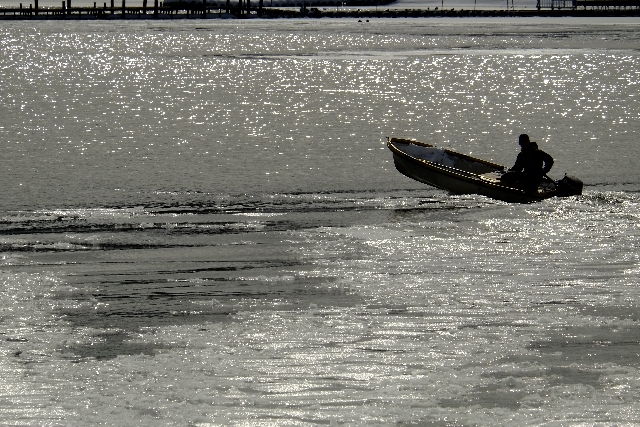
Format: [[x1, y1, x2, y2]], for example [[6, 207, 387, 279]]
[[500, 134, 554, 191]]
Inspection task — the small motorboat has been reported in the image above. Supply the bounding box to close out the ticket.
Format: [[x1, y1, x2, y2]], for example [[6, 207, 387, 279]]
[[387, 137, 583, 204]]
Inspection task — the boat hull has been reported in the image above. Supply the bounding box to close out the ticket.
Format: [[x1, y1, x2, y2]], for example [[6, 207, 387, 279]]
[[387, 137, 582, 203]]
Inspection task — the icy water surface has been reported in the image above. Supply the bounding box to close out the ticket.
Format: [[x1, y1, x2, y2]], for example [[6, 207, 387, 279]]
[[1, 18, 640, 426]]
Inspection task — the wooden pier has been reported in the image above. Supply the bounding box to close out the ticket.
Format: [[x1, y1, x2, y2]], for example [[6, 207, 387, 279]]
[[1, 0, 235, 19], [2, 0, 639, 19], [539, 0, 640, 8]]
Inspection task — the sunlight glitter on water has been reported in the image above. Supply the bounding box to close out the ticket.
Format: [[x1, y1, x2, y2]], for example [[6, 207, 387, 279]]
[[2, 17, 640, 426], [3, 191, 640, 425]]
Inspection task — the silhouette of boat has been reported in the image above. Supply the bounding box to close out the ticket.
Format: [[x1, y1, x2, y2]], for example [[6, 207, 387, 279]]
[[387, 137, 583, 203]]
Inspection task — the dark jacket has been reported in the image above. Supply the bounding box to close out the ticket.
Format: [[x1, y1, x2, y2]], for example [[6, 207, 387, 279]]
[[509, 144, 554, 178]]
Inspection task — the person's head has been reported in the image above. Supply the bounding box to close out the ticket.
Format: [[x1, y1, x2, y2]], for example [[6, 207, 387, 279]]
[[518, 133, 532, 149]]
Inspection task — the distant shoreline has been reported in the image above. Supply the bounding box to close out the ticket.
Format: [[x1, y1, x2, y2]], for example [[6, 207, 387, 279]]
[[2, 1, 640, 19]]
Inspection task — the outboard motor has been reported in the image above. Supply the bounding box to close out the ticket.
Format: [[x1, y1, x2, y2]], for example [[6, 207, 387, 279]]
[[555, 174, 583, 196]]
